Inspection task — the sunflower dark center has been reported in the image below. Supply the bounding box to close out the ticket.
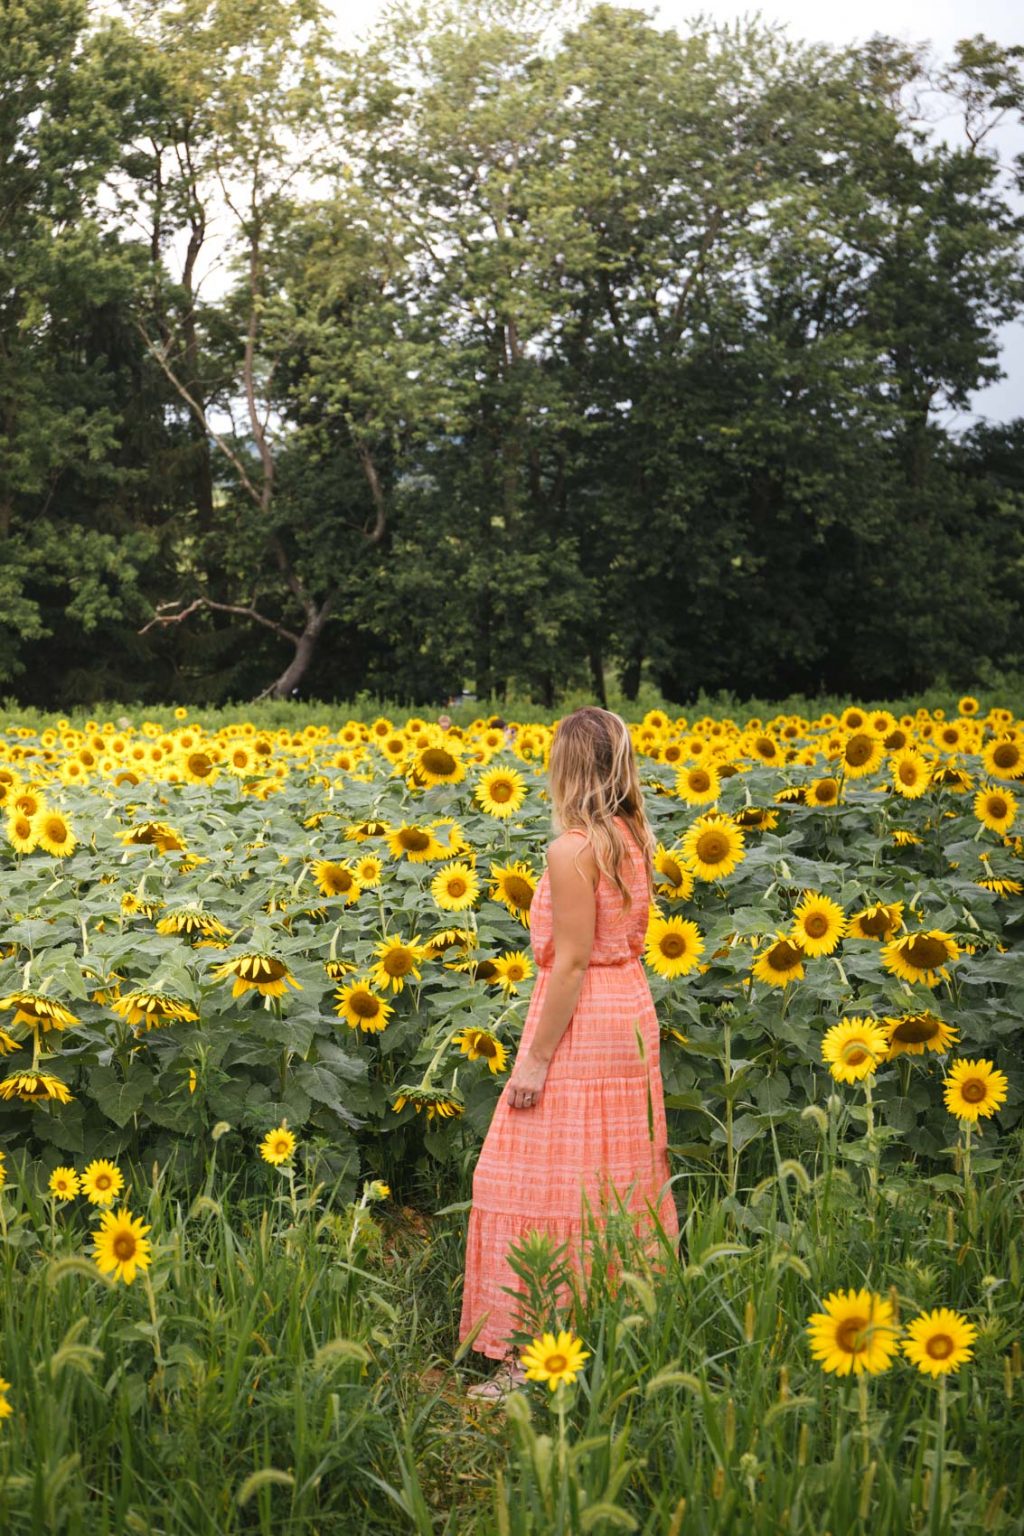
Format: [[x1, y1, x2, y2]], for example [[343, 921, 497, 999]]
[[503, 876, 533, 908], [422, 749, 457, 775], [836, 1318, 868, 1354], [399, 829, 431, 851], [926, 1334, 954, 1359], [841, 1042, 870, 1066], [803, 913, 829, 938], [814, 781, 838, 802], [689, 770, 711, 792], [899, 762, 919, 784], [992, 743, 1019, 769], [661, 857, 683, 885], [846, 734, 874, 766], [860, 910, 890, 936], [660, 934, 687, 958], [986, 797, 1008, 818], [960, 1078, 986, 1103], [189, 754, 214, 777], [113, 1234, 136, 1261], [448, 878, 467, 897], [769, 941, 802, 969], [696, 831, 729, 864], [384, 949, 414, 976], [352, 992, 380, 1018], [490, 781, 514, 801], [892, 1015, 940, 1043], [546, 1354, 568, 1372], [904, 936, 949, 969]]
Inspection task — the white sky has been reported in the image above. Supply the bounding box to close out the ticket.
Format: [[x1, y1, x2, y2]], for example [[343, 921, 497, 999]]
[[332, 0, 1024, 426]]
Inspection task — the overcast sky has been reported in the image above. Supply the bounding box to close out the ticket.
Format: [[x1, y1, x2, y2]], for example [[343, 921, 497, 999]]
[[331, 0, 1024, 426]]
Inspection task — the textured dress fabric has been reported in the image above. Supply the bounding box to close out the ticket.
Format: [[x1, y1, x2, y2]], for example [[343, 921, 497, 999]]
[[458, 817, 680, 1360]]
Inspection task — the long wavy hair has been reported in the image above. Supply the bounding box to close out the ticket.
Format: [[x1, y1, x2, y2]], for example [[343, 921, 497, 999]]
[[547, 707, 655, 910]]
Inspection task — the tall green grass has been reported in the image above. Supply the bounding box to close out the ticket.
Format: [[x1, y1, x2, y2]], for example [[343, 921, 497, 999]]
[[0, 1130, 1020, 1533]]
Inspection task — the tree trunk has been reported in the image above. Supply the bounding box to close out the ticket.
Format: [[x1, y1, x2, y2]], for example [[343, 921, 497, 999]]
[[621, 646, 644, 701], [260, 601, 332, 700]]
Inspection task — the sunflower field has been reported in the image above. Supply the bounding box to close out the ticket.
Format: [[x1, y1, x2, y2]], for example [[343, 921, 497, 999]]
[[0, 697, 1022, 1533]]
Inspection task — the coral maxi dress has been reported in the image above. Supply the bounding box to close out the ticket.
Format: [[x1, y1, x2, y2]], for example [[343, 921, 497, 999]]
[[459, 817, 680, 1361]]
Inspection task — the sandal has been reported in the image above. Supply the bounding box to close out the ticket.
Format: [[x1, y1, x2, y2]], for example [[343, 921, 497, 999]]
[[465, 1357, 529, 1401]]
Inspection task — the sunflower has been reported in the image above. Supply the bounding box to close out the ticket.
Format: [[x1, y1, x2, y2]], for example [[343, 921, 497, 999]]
[[32, 810, 76, 857], [48, 1166, 80, 1200], [453, 1028, 509, 1073], [0, 991, 78, 1034], [386, 822, 446, 862], [958, 695, 980, 716], [475, 765, 528, 818], [848, 900, 904, 941], [0, 1069, 73, 1103], [676, 763, 720, 806], [353, 854, 383, 887], [210, 953, 302, 999], [806, 1290, 899, 1376], [492, 950, 534, 993], [80, 1159, 125, 1206], [654, 844, 694, 899], [489, 860, 537, 917], [178, 749, 219, 785], [334, 981, 394, 1032], [11, 787, 44, 819], [0, 1377, 11, 1421], [807, 777, 840, 806], [431, 861, 480, 911], [821, 1017, 889, 1082], [902, 1308, 977, 1377], [681, 816, 745, 881], [119, 821, 187, 854], [735, 806, 778, 831], [369, 936, 425, 994], [981, 736, 1023, 781], [977, 876, 1023, 896], [225, 743, 256, 777], [6, 812, 37, 853], [644, 915, 705, 978], [156, 908, 231, 939], [92, 1207, 153, 1285], [890, 748, 931, 798], [390, 1086, 464, 1120], [751, 935, 806, 988], [883, 1011, 958, 1057], [974, 785, 1017, 835], [791, 893, 847, 957], [520, 1330, 592, 1391], [344, 818, 390, 842], [421, 928, 475, 957], [882, 930, 960, 988], [259, 1124, 296, 1165], [110, 991, 199, 1032], [891, 829, 923, 847], [120, 893, 163, 920], [943, 1058, 1009, 1122], [414, 744, 467, 786], [841, 731, 885, 778], [311, 860, 364, 903]]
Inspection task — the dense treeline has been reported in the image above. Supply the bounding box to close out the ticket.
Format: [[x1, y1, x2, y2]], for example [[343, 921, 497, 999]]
[[2, 0, 1024, 707]]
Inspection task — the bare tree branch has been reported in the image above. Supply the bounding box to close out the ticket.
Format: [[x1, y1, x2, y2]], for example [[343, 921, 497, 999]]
[[138, 596, 300, 645]]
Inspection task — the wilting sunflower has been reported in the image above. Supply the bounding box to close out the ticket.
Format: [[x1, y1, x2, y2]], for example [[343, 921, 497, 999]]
[[311, 860, 363, 903], [943, 1058, 1009, 1122], [841, 731, 885, 778], [323, 958, 358, 981], [92, 1207, 152, 1285], [889, 748, 931, 798], [110, 991, 199, 1032], [414, 744, 466, 786], [369, 936, 425, 994], [974, 784, 1017, 835], [883, 1011, 958, 1057], [735, 806, 778, 831], [453, 1028, 509, 1074], [120, 893, 163, 920], [891, 829, 923, 847], [806, 1289, 899, 1376], [902, 1308, 977, 1377], [644, 915, 705, 978], [119, 821, 187, 854], [492, 950, 534, 993], [334, 980, 394, 1032], [489, 860, 537, 918], [681, 816, 745, 881], [259, 1124, 297, 1165], [676, 763, 720, 806], [6, 813, 37, 853], [977, 876, 1024, 896], [475, 765, 528, 818], [848, 900, 904, 941], [653, 844, 694, 899], [521, 1330, 592, 1391], [751, 935, 806, 988], [0, 991, 78, 1034], [806, 776, 840, 807], [344, 818, 390, 842], [386, 822, 446, 862], [431, 861, 480, 911], [210, 953, 302, 999], [48, 1166, 80, 1201], [32, 809, 77, 857], [390, 1086, 464, 1120], [421, 928, 475, 958], [80, 1159, 125, 1206], [821, 1017, 889, 1082], [776, 785, 808, 806], [882, 930, 960, 988], [791, 893, 847, 957], [0, 1069, 73, 1104]]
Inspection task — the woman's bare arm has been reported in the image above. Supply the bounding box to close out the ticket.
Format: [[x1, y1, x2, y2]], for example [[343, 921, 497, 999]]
[[505, 831, 597, 1108]]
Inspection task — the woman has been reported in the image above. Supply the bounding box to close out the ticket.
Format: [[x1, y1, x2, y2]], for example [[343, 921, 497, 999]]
[[459, 706, 681, 1400]]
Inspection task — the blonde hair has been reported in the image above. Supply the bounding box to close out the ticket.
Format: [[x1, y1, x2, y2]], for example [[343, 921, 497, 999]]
[[547, 707, 655, 910]]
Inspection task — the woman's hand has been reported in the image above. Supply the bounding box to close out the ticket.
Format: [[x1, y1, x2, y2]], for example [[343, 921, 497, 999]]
[[505, 1049, 550, 1110]]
